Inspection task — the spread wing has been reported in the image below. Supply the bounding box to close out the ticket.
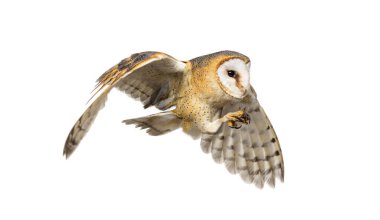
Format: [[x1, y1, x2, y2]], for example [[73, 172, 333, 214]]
[[200, 87, 284, 188], [64, 52, 186, 158]]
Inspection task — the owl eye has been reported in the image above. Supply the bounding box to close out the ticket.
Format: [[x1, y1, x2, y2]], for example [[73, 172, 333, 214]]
[[227, 70, 237, 78]]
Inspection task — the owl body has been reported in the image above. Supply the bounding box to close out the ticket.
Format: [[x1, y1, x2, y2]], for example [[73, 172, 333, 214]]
[[64, 50, 284, 188], [174, 52, 248, 135]]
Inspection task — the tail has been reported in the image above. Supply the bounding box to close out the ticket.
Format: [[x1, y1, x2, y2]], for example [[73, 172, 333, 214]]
[[123, 111, 182, 136]]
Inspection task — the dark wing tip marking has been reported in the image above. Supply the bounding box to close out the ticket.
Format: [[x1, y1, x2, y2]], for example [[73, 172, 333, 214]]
[[63, 133, 75, 159], [63, 120, 83, 159]]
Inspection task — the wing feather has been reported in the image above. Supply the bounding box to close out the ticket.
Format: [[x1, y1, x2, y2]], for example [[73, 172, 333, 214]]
[[63, 52, 186, 158], [200, 87, 284, 188]]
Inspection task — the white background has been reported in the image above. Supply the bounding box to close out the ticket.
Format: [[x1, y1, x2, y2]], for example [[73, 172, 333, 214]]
[[1, 0, 379, 219]]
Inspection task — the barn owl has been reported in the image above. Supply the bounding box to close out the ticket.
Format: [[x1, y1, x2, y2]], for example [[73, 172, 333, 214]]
[[64, 51, 284, 188]]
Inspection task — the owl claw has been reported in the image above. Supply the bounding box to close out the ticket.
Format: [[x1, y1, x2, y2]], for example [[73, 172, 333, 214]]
[[237, 112, 250, 124], [227, 121, 242, 129], [225, 111, 250, 129], [243, 112, 251, 124]]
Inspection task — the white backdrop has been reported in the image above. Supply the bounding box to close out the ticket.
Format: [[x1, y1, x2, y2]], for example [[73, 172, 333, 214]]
[[1, 0, 380, 219]]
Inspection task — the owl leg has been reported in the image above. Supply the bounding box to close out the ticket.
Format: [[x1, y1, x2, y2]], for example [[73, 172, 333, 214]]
[[122, 111, 181, 136], [204, 110, 250, 133]]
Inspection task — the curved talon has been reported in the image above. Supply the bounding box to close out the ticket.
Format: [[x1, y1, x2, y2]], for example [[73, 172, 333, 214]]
[[227, 121, 242, 129], [233, 113, 250, 124], [230, 124, 242, 129]]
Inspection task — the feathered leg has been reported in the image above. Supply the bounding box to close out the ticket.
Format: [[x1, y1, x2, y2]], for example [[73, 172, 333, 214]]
[[123, 111, 182, 136]]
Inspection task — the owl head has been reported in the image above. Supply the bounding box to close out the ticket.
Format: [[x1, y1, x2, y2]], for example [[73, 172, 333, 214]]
[[190, 50, 251, 100], [216, 57, 251, 99]]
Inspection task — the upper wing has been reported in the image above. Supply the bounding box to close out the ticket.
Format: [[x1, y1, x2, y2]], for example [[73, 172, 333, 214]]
[[63, 52, 186, 158], [200, 87, 284, 188]]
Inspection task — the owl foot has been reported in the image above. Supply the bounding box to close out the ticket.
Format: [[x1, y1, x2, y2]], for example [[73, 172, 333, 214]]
[[227, 121, 242, 129], [203, 111, 250, 133], [224, 110, 250, 129]]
